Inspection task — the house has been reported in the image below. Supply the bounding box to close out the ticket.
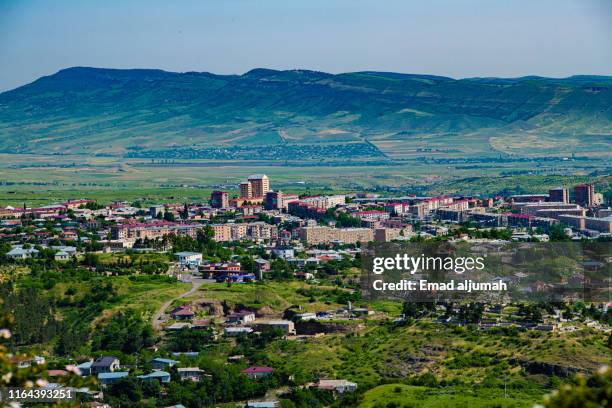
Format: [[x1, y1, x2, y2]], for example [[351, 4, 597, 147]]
[[224, 327, 253, 337], [87, 403, 112, 408], [177, 367, 207, 382], [246, 402, 279, 408], [260, 320, 295, 335], [97, 371, 129, 386], [170, 306, 195, 320], [227, 310, 256, 325], [272, 246, 294, 259], [171, 351, 199, 358], [51, 245, 77, 256], [176, 251, 203, 267], [192, 319, 211, 330], [254, 258, 270, 276], [54, 251, 70, 261], [76, 361, 93, 376], [12, 355, 45, 368], [138, 370, 171, 383], [91, 356, 120, 374], [312, 379, 357, 393], [165, 322, 192, 331], [151, 357, 180, 370], [47, 369, 69, 377], [6, 246, 39, 260], [241, 366, 274, 379]]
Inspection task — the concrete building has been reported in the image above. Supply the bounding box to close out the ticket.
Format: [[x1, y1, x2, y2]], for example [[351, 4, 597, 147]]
[[297, 226, 374, 245], [549, 187, 569, 204], [247, 174, 270, 198], [240, 182, 253, 199], [211, 191, 229, 209], [558, 214, 585, 230], [585, 216, 612, 233], [515, 202, 585, 220], [176, 251, 203, 267], [260, 320, 295, 335], [574, 184, 594, 207], [374, 227, 410, 242], [301, 195, 346, 210], [210, 223, 277, 242], [265, 191, 300, 210], [560, 215, 612, 233], [149, 205, 165, 218]]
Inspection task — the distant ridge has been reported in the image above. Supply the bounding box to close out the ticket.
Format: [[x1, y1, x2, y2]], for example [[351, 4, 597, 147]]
[[0, 67, 610, 158]]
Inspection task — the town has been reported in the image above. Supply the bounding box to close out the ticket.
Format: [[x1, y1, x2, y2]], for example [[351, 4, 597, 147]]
[[0, 175, 610, 408]]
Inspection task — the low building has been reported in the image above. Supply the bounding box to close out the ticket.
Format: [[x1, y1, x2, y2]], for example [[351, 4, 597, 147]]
[[176, 251, 203, 267], [97, 371, 129, 386], [6, 246, 39, 260], [241, 366, 274, 379], [54, 251, 70, 261], [170, 306, 195, 320], [259, 320, 295, 335], [312, 379, 357, 393], [151, 358, 180, 370], [177, 367, 207, 382], [224, 327, 253, 337], [91, 356, 120, 374], [227, 311, 256, 325], [246, 402, 279, 408], [138, 370, 171, 383], [76, 361, 93, 376]]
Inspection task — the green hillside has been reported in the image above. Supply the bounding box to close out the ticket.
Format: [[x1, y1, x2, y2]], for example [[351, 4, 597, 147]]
[[0, 67, 610, 158]]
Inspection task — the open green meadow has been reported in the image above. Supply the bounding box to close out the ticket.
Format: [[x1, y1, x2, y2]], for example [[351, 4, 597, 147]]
[[1, 153, 610, 206]]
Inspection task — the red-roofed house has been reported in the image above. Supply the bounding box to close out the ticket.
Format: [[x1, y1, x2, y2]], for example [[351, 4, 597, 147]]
[[241, 366, 274, 379]]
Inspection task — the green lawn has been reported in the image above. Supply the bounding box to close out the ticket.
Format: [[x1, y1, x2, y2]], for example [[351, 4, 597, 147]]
[[359, 383, 540, 408]]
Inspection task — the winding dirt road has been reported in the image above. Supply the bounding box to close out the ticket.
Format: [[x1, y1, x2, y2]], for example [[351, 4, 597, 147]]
[[152, 277, 204, 331]]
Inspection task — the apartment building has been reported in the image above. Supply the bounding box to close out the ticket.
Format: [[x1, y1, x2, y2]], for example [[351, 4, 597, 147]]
[[297, 226, 374, 245]]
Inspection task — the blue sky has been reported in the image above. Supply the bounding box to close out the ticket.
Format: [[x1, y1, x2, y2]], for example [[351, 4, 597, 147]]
[[0, 0, 610, 91]]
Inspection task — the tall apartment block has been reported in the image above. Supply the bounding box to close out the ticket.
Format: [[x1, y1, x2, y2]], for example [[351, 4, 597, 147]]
[[574, 184, 594, 207], [211, 191, 229, 209], [548, 187, 568, 204], [240, 182, 253, 199], [247, 174, 270, 198]]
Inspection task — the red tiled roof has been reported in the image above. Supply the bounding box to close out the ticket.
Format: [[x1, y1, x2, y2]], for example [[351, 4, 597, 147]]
[[241, 366, 273, 373]]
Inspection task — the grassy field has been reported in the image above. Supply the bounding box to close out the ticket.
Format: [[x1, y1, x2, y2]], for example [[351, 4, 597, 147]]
[[192, 281, 356, 314], [358, 383, 540, 408], [1, 153, 610, 206]]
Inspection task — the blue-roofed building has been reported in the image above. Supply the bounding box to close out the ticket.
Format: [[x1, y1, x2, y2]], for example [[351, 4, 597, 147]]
[[97, 371, 129, 386], [164, 405, 186, 408], [151, 357, 180, 370], [6, 246, 39, 260], [76, 361, 93, 376], [137, 370, 171, 383]]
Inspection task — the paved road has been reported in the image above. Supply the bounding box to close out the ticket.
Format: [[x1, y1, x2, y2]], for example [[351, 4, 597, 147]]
[[152, 276, 205, 331]]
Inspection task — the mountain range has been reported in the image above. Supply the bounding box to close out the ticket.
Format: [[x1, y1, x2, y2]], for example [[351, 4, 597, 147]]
[[0, 67, 610, 159]]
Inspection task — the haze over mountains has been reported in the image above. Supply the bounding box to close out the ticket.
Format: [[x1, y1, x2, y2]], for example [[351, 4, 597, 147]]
[[0, 67, 610, 160]]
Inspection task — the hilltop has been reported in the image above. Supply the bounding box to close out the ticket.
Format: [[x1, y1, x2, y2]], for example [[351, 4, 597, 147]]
[[0, 67, 610, 159]]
